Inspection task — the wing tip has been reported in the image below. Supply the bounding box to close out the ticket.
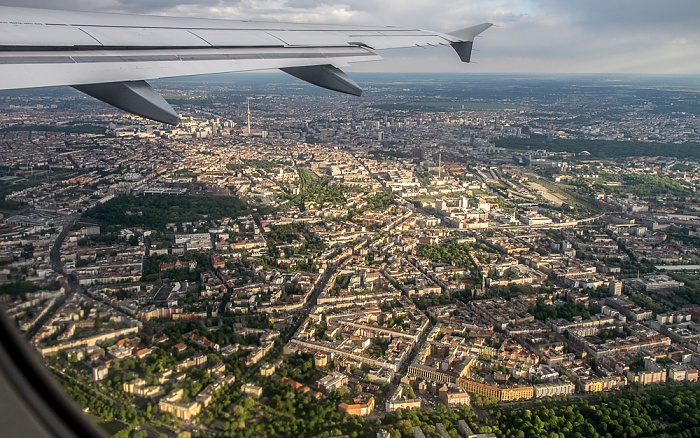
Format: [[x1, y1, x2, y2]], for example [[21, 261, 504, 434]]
[[448, 23, 494, 41], [448, 23, 492, 63]]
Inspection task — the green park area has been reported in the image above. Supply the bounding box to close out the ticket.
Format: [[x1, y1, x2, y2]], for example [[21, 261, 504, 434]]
[[84, 194, 251, 231], [497, 138, 700, 160]]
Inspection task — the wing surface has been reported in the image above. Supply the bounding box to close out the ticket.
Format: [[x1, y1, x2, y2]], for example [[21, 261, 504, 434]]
[[0, 6, 491, 124]]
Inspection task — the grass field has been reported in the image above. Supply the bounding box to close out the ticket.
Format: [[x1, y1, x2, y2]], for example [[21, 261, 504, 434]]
[[94, 417, 127, 436]]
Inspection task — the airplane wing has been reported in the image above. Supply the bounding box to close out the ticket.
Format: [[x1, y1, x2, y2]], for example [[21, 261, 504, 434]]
[[0, 6, 491, 125]]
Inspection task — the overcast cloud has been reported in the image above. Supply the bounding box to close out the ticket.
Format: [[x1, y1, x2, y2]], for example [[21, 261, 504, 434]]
[[1, 0, 699, 73]]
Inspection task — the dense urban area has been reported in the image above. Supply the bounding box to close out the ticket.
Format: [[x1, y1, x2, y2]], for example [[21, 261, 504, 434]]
[[2, 73, 700, 438]]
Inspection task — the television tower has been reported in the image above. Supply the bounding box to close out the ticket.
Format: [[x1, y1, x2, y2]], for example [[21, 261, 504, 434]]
[[247, 97, 251, 135]]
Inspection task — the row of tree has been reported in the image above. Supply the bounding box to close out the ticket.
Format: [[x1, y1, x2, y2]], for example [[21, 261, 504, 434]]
[[487, 382, 700, 438]]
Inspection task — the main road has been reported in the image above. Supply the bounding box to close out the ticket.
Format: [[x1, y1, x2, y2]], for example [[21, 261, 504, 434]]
[[25, 213, 79, 339], [50, 214, 80, 296], [281, 255, 350, 344]]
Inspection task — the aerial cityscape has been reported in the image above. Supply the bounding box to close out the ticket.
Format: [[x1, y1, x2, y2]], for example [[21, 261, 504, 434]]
[[2, 72, 700, 438]]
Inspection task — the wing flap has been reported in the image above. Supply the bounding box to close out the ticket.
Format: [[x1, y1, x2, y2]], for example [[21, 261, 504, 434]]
[[266, 31, 352, 47], [188, 30, 285, 47], [342, 34, 450, 50], [0, 23, 99, 47], [79, 27, 208, 47]]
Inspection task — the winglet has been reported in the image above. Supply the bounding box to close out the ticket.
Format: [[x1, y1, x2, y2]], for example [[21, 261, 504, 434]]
[[447, 23, 493, 63], [448, 23, 494, 41], [72, 81, 180, 126]]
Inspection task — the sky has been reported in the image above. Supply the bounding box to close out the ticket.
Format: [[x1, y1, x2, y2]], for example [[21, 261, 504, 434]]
[[1, 0, 699, 74]]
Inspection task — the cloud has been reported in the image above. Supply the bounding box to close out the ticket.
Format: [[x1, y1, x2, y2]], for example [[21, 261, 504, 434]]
[[284, 0, 331, 10], [0, 0, 699, 73], [532, 0, 700, 28]]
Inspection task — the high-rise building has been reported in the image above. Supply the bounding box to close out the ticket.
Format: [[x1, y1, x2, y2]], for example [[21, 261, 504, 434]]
[[609, 281, 623, 296]]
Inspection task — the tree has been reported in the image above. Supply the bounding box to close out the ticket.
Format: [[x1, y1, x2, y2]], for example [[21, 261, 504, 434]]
[[112, 426, 133, 438]]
